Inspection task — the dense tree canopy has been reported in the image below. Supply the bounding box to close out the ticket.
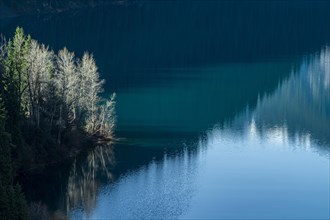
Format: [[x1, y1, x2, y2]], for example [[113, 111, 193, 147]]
[[0, 27, 116, 219]]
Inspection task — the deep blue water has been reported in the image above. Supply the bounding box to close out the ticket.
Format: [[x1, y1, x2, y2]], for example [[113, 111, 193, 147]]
[[1, 1, 329, 219]]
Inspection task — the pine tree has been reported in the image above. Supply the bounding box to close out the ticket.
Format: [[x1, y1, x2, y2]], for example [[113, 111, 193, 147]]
[[2, 27, 30, 148]]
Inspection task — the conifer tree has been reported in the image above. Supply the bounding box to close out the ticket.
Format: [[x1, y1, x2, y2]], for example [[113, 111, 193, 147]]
[[2, 27, 30, 147]]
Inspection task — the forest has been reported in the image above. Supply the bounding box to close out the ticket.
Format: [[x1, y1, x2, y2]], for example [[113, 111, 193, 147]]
[[0, 0, 116, 17], [0, 27, 116, 219]]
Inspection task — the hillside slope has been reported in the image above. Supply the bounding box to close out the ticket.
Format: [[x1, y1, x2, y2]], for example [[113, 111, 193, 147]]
[[0, 0, 129, 18]]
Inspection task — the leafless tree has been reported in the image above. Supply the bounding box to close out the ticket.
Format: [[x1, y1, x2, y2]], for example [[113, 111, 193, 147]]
[[54, 48, 77, 143], [25, 40, 54, 128], [79, 52, 104, 134]]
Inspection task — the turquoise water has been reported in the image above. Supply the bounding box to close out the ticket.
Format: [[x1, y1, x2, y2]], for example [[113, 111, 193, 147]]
[[69, 50, 330, 219], [1, 1, 329, 219]]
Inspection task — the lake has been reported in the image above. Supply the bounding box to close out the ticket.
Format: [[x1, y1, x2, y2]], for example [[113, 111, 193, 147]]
[[1, 1, 329, 219]]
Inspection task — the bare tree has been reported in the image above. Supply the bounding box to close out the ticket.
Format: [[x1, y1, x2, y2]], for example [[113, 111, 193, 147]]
[[97, 93, 116, 138], [79, 52, 104, 134], [0, 35, 7, 62], [25, 40, 54, 128], [54, 48, 77, 143], [0, 36, 7, 95]]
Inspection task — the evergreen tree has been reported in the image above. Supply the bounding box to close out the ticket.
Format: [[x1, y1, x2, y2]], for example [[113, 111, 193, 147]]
[[2, 27, 30, 149], [0, 97, 29, 220]]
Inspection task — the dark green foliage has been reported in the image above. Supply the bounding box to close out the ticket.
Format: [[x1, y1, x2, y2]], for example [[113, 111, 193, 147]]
[[1, 27, 30, 157], [0, 28, 29, 220], [0, 97, 29, 220], [0, 97, 12, 186]]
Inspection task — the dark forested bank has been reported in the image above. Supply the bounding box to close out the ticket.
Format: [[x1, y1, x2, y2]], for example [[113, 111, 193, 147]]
[[0, 0, 132, 18], [0, 27, 116, 219]]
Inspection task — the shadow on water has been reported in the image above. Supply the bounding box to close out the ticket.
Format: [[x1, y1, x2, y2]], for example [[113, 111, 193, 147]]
[[115, 61, 293, 137], [20, 47, 330, 219], [3, 1, 329, 218], [22, 143, 116, 218]]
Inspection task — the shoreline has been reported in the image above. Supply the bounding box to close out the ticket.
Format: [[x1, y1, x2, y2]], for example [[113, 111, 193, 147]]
[[0, 0, 132, 19], [17, 133, 116, 175]]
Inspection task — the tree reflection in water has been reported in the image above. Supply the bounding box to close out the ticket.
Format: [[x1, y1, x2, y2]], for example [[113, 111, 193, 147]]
[[209, 46, 330, 155], [26, 47, 329, 219], [66, 143, 115, 215]]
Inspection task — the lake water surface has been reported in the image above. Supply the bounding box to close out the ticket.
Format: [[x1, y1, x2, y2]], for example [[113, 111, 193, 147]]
[[1, 1, 329, 219]]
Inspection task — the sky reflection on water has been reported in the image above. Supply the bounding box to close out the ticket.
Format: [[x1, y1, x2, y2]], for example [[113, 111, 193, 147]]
[[69, 48, 329, 219], [2, 2, 329, 218]]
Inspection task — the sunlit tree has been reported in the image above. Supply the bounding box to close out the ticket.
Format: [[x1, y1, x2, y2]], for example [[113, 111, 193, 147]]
[[2, 27, 30, 145], [54, 47, 77, 143], [79, 52, 104, 134], [25, 40, 54, 128]]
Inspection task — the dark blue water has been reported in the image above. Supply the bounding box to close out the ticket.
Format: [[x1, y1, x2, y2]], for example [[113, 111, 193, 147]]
[[1, 1, 329, 219]]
